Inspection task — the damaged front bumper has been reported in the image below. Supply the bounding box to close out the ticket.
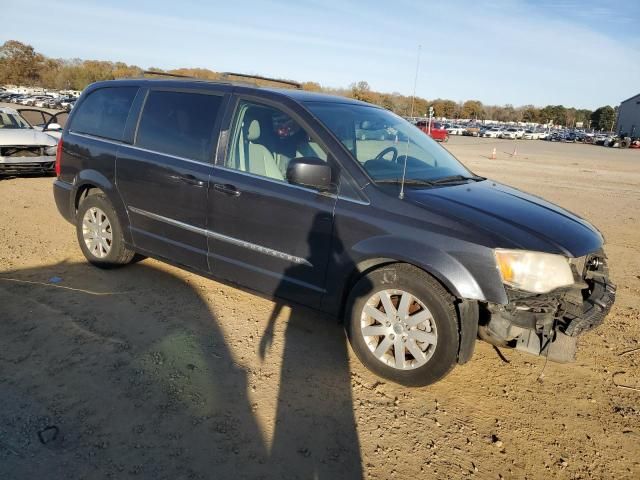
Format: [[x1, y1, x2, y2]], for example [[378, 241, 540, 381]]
[[479, 251, 616, 363], [0, 154, 56, 174]]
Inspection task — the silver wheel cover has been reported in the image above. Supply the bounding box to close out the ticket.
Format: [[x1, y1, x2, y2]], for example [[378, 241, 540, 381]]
[[360, 289, 438, 370], [82, 207, 113, 259]]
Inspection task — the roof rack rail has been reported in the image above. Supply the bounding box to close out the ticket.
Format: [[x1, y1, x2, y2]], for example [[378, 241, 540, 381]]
[[221, 72, 301, 89], [142, 70, 196, 79], [141, 70, 301, 89]]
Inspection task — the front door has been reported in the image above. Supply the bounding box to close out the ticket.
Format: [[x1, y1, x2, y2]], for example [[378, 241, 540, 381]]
[[207, 98, 337, 307], [117, 88, 226, 271]]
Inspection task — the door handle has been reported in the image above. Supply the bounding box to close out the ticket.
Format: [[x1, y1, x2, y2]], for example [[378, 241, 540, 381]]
[[169, 173, 205, 187], [213, 183, 241, 197]]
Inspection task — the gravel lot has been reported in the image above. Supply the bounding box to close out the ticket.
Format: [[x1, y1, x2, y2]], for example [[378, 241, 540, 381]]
[[1, 136, 639, 479]]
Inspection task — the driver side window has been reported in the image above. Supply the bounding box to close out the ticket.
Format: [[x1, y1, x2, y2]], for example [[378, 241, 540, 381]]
[[226, 100, 328, 183]]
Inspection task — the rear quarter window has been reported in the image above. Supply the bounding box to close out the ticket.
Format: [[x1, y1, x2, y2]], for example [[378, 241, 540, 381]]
[[135, 90, 223, 162], [70, 87, 138, 141]]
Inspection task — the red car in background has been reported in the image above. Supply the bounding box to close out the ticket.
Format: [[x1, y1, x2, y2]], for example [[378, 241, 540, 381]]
[[416, 120, 449, 142]]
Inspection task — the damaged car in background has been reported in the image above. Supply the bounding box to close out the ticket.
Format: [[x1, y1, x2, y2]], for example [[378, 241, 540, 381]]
[[0, 106, 59, 175]]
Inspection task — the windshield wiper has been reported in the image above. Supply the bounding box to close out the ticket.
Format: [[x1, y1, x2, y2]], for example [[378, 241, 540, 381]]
[[430, 175, 484, 185], [375, 178, 435, 186]]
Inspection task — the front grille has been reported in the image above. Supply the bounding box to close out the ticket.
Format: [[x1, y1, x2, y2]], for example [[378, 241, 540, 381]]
[[0, 146, 45, 157]]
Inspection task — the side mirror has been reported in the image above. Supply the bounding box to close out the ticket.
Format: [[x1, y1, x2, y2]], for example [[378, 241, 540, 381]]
[[286, 157, 332, 192], [45, 123, 62, 131]]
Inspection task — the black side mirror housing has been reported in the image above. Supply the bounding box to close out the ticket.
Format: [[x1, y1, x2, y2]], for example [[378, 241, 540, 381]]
[[286, 157, 332, 191]]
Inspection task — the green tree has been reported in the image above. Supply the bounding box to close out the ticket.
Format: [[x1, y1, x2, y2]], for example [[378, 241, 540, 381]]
[[538, 105, 567, 126], [590, 106, 616, 131]]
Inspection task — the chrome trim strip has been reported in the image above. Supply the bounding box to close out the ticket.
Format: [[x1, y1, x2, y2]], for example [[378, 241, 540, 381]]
[[128, 206, 312, 267], [68, 131, 213, 167], [129, 206, 206, 235], [207, 229, 312, 266]]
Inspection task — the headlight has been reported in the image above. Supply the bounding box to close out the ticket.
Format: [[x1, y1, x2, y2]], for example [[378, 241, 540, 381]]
[[494, 249, 575, 293], [45, 145, 58, 156]]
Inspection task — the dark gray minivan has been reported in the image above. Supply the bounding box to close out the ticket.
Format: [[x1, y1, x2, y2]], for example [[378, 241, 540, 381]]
[[53, 78, 615, 386]]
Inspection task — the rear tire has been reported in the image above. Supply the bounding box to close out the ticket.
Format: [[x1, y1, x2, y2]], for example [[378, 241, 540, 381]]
[[75, 192, 135, 268], [345, 264, 459, 387]]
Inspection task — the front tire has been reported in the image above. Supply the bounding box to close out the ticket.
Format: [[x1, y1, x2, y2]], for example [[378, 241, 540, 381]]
[[76, 192, 135, 268], [345, 264, 459, 387]]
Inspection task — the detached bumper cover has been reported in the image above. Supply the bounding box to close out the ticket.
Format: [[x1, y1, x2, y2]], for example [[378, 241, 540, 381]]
[[0, 154, 56, 172], [563, 274, 616, 336]]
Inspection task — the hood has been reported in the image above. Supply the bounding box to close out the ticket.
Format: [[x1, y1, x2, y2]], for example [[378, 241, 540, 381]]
[[405, 180, 603, 257], [0, 128, 57, 147]]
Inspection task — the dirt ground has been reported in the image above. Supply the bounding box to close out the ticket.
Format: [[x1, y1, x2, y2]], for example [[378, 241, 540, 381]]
[[1, 136, 639, 479]]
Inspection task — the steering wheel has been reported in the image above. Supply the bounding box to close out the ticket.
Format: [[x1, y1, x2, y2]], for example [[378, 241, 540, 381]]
[[375, 146, 398, 162]]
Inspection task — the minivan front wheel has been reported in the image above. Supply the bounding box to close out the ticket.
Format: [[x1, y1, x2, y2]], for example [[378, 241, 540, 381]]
[[76, 192, 135, 268], [346, 264, 459, 386]]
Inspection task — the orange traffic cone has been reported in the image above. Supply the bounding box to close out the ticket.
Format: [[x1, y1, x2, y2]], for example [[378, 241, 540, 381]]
[[491, 147, 496, 160]]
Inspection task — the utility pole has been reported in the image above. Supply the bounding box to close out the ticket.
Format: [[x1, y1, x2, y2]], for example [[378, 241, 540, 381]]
[[427, 105, 434, 135]]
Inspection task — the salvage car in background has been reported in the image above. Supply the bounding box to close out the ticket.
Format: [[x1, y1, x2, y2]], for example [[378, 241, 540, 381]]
[[0, 107, 58, 174], [416, 120, 449, 142], [17, 108, 67, 140]]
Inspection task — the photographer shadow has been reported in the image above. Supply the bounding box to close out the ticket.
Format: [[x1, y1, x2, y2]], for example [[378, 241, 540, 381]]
[[259, 215, 368, 479]]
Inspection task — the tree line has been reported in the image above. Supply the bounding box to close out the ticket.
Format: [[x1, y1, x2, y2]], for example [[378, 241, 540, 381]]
[[0, 40, 617, 129]]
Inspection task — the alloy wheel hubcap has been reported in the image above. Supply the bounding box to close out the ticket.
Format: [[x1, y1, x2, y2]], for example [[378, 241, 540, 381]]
[[82, 207, 113, 258], [360, 289, 437, 370]]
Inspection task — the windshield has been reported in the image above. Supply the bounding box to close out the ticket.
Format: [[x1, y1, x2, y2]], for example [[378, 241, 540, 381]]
[[0, 112, 32, 129], [307, 102, 472, 183]]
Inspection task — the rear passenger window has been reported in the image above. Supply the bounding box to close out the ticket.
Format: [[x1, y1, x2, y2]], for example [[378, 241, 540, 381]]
[[71, 87, 138, 141], [136, 91, 222, 162]]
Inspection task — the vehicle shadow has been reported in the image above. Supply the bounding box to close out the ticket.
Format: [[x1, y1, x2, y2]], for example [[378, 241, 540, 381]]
[[0, 257, 363, 479], [259, 215, 367, 479]]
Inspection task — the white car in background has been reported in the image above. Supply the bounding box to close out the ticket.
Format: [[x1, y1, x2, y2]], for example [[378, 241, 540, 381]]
[[0, 107, 58, 175], [523, 130, 541, 140], [537, 130, 549, 140], [483, 127, 503, 138], [501, 127, 524, 139], [447, 125, 466, 136], [34, 96, 55, 108]]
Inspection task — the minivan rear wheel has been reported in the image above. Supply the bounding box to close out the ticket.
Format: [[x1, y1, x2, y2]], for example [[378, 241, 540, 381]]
[[76, 192, 135, 268], [346, 264, 459, 387]]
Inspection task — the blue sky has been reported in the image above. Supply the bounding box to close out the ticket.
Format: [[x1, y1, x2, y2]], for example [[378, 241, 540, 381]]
[[3, 0, 639, 108]]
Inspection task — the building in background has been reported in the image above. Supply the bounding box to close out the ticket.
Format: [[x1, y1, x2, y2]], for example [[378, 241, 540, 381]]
[[616, 93, 640, 138]]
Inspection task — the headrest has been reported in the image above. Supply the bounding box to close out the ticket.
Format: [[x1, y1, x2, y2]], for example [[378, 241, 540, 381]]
[[247, 119, 261, 141]]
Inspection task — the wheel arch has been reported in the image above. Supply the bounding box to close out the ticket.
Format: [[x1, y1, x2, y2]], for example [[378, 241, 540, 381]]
[[72, 170, 132, 244]]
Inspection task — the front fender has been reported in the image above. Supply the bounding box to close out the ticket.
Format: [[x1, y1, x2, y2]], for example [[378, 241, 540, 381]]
[[349, 234, 491, 302]]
